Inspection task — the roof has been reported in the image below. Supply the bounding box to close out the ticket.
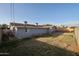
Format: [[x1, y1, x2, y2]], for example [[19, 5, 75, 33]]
[[10, 22, 35, 26], [10, 22, 49, 29]]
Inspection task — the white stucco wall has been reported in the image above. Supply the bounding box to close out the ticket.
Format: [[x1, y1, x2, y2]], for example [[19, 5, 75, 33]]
[[15, 28, 49, 39]]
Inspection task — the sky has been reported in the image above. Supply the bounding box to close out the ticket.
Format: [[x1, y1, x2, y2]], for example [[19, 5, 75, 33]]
[[0, 3, 79, 25]]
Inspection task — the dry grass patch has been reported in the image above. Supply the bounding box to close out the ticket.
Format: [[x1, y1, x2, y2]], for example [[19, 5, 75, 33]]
[[0, 32, 78, 56]]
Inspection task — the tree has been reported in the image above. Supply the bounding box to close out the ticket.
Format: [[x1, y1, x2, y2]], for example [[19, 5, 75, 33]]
[[44, 24, 52, 26], [36, 22, 38, 26], [0, 24, 1, 28], [24, 21, 27, 25], [1, 24, 8, 29], [53, 25, 57, 29]]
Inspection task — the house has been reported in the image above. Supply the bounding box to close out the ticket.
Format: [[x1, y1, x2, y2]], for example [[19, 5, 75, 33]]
[[9, 22, 53, 39]]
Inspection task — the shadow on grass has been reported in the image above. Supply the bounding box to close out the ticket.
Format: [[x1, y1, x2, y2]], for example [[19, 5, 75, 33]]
[[30, 32, 64, 39], [0, 37, 79, 56], [51, 32, 64, 37]]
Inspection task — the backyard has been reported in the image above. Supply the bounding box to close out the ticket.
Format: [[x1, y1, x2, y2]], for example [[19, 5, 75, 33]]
[[0, 32, 79, 56]]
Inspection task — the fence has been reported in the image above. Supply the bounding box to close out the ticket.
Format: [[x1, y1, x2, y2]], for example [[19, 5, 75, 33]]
[[0, 29, 2, 44], [74, 27, 79, 46]]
